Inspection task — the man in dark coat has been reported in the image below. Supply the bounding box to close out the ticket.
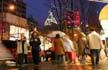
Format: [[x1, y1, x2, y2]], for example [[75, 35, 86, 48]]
[[30, 32, 41, 65]]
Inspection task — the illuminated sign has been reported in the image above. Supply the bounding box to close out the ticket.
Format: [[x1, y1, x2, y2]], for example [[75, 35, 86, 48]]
[[44, 11, 57, 26], [73, 9, 80, 26], [10, 25, 29, 41]]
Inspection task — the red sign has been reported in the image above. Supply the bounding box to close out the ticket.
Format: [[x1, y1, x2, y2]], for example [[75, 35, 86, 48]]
[[66, 16, 72, 25], [73, 9, 80, 26]]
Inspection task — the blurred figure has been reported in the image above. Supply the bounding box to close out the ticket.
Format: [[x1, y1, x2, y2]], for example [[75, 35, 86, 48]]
[[49, 46, 56, 63], [87, 28, 103, 65], [17, 33, 28, 65], [53, 34, 65, 65], [62, 35, 76, 64], [0, 36, 14, 61], [29, 31, 41, 65], [77, 32, 88, 64]]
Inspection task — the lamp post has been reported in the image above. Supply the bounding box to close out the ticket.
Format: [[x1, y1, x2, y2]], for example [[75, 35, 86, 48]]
[[9, 4, 16, 11]]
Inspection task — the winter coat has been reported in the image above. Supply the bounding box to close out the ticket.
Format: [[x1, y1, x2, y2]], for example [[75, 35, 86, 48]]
[[53, 38, 65, 55], [29, 37, 41, 51], [87, 31, 103, 49], [17, 40, 28, 54], [77, 35, 87, 56]]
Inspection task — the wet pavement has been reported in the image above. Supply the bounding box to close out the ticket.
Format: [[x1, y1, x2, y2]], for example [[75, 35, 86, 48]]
[[0, 55, 107, 70], [0, 59, 108, 70]]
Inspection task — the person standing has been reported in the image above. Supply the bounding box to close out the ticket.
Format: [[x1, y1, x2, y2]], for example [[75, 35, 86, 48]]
[[30, 32, 41, 65], [53, 34, 65, 65], [30, 27, 38, 37], [17, 33, 28, 65], [87, 28, 103, 65]]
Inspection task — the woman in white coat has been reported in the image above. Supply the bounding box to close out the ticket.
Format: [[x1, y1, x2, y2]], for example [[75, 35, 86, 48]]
[[62, 35, 76, 64], [17, 33, 28, 65]]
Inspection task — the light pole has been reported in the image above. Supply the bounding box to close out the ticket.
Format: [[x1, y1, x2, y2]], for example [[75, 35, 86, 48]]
[[9, 4, 16, 11]]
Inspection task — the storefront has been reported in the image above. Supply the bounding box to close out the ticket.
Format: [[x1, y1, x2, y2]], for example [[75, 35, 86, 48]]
[[1, 12, 29, 58], [1, 13, 29, 41]]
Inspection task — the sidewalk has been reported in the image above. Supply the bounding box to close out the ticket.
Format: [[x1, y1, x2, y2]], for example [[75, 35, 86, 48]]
[[0, 59, 108, 70]]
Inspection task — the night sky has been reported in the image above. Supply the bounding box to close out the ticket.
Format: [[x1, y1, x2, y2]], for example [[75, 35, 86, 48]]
[[24, 0, 107, 27], [24, 0, 50, 27]]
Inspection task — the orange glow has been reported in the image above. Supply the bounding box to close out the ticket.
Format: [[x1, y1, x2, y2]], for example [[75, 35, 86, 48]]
[[74, 33, 78, 37], [9, 5, 15, 10], [86, 24, 89, 27]]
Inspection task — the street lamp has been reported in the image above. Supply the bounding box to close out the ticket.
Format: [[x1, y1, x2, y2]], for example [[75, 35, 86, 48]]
[[9, 4, 16, 11], [85, 24, 89, 27]]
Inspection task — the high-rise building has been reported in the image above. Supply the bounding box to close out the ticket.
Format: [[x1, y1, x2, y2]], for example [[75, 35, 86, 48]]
[[0, 0, 28, 40], [0, 0, 26, 18]]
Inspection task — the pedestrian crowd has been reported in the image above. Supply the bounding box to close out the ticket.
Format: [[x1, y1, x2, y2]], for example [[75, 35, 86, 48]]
[[16, 27, 106, 66]]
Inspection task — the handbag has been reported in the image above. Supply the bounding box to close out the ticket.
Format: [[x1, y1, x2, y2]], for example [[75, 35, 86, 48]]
[[50, 46, 55, 52], [71, 51, 77, 61], [99, 49, 107, 60], [84, 47, 90, 54]]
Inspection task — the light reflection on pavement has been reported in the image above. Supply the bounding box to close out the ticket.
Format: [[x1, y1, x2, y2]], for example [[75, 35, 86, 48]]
[[0, 62, 108, 70], [0, 56, 108, 70]]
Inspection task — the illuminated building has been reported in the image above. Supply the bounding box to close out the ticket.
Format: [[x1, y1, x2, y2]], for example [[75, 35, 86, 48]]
[[0, 0, 28, 40]]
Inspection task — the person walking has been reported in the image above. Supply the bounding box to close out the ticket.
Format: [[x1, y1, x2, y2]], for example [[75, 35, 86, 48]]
[[29, 31, 41, 65], [17, 33, 28, 65], [77, 32, 88, 64], [87, 28, 103, 65], [62, 35, 76, 64], [53, 34, 65, 65]]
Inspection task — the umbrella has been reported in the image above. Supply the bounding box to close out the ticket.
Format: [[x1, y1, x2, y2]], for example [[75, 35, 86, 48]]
[[47, 31, 66, 37], [62, 36, 75, 51]]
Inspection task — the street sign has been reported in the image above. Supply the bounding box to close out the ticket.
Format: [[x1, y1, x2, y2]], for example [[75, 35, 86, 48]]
[[44, 11, 57, 26]]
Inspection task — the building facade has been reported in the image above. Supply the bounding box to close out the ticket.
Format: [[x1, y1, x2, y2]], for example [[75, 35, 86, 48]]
[[0, 0, 28, 40], [0, 0, 26, 18]]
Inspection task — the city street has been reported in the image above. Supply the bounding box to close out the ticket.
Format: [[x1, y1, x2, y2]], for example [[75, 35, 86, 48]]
[[0, 0, 108, 70], [0, 57, 108, 70]]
